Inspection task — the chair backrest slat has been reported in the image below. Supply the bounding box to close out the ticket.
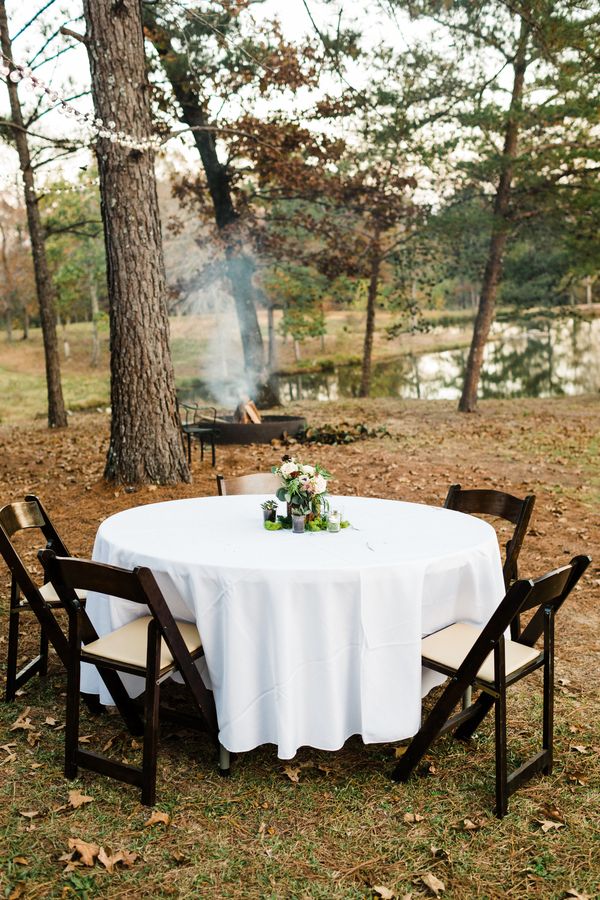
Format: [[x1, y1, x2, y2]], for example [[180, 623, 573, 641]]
[[0, 501, 45, 537], [216, 472, 281, 496], [39, 552, 148, 607]]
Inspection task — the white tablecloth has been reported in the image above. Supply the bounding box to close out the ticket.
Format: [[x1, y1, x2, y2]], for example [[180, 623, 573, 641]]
[[81, 495, 505, 758]]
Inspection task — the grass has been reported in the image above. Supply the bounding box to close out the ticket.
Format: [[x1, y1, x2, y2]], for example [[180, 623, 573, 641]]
[[0, 397, 599, 898]]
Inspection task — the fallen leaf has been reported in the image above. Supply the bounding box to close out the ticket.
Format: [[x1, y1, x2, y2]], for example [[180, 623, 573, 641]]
[[421, 873, 445, 896], [26, 731, 41, 747], [282, 766, 301, 783], [8, 885, 25, 900], [144, 810, 171, 827], [430, 846, 448, 860], [97, 847, 124, 874], [372, 886, 396, 899], [537, 819, 566, 834], [19, 810, 40, 819], [171, 850, 190, 865], [13, 857, 28, 865], [462, 817, 487, 831], [570, 745, 588, 754], [44, 716, 58, 726], [68, 789, 94, 809], [563, 890, 591, 899], [10, 709, 35, 732], [394, 745, 408, 759], [403, 812, 424, 824], [119, 849, 139, 867], [68, 838, 100, 867]]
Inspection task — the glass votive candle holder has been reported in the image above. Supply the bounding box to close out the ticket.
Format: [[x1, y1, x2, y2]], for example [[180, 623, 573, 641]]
[[327, 510, 341, 532]]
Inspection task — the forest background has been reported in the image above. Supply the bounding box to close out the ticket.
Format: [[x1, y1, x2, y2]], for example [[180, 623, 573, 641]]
[[1, 0, 598, 447]]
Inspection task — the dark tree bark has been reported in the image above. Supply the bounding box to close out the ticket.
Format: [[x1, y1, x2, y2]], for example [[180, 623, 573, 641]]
[[459, 19, 530, 412], [143, 13, 278, 406], [83, 0, 189, 483], [359, 234, 381, 398], [0, 0, 67, 427]]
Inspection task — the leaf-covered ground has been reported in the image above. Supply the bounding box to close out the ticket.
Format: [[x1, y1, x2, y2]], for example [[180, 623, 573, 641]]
[[0, 397, 598, 899]]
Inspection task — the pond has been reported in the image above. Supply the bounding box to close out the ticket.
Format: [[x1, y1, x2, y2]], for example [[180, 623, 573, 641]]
[[275, 316, 600, 402]]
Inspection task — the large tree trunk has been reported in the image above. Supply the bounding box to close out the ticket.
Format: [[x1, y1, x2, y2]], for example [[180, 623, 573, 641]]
[[143, 14, 278, 406], [0, 1, 67, 427], [83, 0, 189, 484], [459, 19, 530, 412], [359, 240, 381, 398]]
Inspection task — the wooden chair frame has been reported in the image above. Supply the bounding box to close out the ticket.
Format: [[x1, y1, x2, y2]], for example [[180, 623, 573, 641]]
[[178, 401, 219, 467], [0, 497, 143, 731], [0, 495, 68, 699], [216, 472, 281, 496], [392, 555, 591, 817], [40, 550, 219, 806]]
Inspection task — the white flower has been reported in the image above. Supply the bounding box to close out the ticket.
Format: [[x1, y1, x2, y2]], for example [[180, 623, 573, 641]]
[[312, 474, 327, 494], [301, 464, 315, 475], [298, 474, 311, 485], [280, 461, 298, 478]]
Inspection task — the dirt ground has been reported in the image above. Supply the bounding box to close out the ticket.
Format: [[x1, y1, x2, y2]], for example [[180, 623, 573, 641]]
[[0, 397, 598, 899]]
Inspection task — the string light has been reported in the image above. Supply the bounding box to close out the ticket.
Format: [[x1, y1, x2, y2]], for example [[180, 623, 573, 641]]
[[0, 54, 163, 153]]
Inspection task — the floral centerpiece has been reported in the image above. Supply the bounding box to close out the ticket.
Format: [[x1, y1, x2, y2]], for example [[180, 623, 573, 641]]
[[272, 456, 331, 519]]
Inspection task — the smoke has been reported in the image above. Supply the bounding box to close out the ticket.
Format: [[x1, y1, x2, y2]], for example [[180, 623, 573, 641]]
[[165, 240, 260, 408]]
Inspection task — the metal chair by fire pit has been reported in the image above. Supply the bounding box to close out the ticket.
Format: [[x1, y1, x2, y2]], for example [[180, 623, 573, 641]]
[[178, 402, 219, 467]]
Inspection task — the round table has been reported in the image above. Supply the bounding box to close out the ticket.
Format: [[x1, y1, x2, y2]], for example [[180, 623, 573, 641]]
[[81, 495, 505, 759]]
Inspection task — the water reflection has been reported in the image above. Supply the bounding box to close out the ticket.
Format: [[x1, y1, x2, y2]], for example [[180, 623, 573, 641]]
[[275, 317, 600, 401]]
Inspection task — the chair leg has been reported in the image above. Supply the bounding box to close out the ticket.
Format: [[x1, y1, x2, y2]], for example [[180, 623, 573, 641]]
[[494, 691, 508, 818], [186, 433, 192, 465], [455, 692, 494, 741], [462, 686, 472, 711], [5, 605, 20, 702], [65, 647, 80, 780], [542, 613, 555, 775], [210, 438, 216, 467], [141, 628, 161, 806], [38, 627, 49, 678], [392, 707, 448, 782], [200, 439, 205, 462]]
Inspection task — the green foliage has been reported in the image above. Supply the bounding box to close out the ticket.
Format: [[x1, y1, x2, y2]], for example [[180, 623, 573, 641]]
[[42, 176, 106, 321]]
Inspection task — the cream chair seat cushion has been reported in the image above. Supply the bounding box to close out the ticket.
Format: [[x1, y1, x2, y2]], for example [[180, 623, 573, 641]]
[[82, 616, 202, 673], [40, 582, 86, 603], [422, 622, 541, 684]]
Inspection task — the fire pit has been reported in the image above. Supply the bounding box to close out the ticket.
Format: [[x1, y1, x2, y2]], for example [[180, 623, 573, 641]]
[[214, 414, 306, 445]]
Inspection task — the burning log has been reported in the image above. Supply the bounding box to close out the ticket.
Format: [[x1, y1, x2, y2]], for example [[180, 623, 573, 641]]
[[233, 398, 262, 424]]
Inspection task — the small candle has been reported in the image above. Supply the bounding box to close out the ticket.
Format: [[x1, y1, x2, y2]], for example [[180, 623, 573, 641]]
[[327, 510, 341, 532]]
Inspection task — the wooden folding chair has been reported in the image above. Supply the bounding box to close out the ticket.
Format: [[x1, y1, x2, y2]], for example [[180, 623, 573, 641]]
[[40, 550, 219, 806], [0, 495, 73, 700], [0, 497, 142, 731], [444, 484, 535, 592], [392, 555, 591, 817], [216, 472, 281, 496]]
